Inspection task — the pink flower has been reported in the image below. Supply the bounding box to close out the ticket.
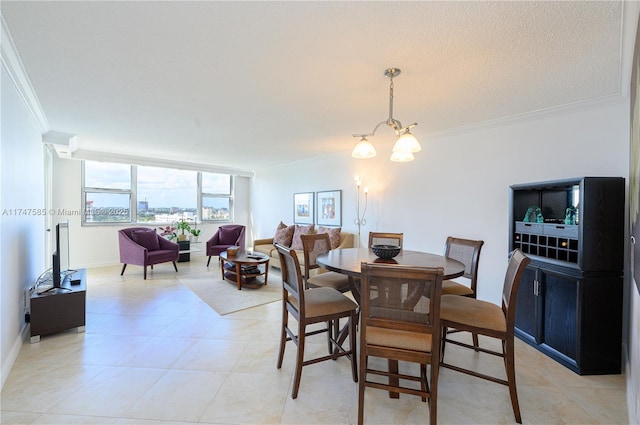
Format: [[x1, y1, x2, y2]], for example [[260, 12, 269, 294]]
[[158, 225, 177, 238]]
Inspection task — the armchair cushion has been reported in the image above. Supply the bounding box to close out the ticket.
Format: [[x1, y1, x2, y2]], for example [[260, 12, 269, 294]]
[[131, 229, 160, 251], [291, 224, 315, 250], [317, 226, 341, 249], [217, 226, 239, 245], [273, 222, 295, 247]]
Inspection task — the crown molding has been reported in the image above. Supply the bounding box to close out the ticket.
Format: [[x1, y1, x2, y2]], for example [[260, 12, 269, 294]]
[[1, 14, 49, 133], [70, 149, 254, 178], [425, 93, 627, 140]]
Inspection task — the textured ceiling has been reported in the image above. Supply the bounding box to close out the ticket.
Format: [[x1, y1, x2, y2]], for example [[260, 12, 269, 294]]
[[1, 1, 625, 172]]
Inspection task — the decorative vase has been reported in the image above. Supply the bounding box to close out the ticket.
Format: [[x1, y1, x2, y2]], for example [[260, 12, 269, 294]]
[[178, 234, 188, 242]]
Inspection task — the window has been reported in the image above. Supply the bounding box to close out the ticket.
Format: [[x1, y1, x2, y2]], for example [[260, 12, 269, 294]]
[[83, 161, 132, 223], [201, 172, 233, 222], [137, 166, 197, 224], [82, 161, 234, 225]]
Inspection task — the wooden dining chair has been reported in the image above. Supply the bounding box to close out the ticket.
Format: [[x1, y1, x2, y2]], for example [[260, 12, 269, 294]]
[[301, 233, 351, 292], [275, 243, 358, 399], [358, 262, 444, 425], [368, 232, 404, 249], [441, 236, 484, 349], [440, 249, 530, 424]]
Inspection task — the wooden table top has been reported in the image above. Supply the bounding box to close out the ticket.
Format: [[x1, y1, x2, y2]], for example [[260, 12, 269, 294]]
[[316, 248, 466, 279], [220, 250, 269, 265]]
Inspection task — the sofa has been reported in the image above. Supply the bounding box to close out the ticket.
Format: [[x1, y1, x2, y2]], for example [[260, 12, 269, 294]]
[[253, 230, 355, 270]]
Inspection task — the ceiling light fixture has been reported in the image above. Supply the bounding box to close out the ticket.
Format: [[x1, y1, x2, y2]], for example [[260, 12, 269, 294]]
[[352, 68, 421, 162]]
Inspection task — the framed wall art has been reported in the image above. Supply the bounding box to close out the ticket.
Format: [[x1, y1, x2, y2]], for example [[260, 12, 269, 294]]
[[316, 190, 342, 226], [293, 192, 314, 224]]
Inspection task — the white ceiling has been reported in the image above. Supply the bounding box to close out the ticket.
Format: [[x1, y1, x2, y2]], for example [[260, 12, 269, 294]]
[[1, 1, 628, 173]]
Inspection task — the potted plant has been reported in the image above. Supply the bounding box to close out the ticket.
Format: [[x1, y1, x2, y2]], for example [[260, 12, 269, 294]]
[[175, 218, 191, 242], [190, 220, 202, 242]]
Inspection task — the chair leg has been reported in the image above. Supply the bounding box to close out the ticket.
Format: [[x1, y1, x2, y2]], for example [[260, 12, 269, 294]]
[[172, 261, 178, 272], [388, 360, 400, 399], [120, 264, 127, 276], [441, 326, 448, 359], [349, 312, 358, 383], [207, 256, 212, 267], [277, 302, 288, 369], [505, 337, 522, 424], [143, 266, 147, 280], [420, 364, 428, 402], [357, 344, 367, 425], [472, 331, 479, 352], [329, 319, 340, 356], [291, 322, 306, 399], [430, 359, 440, 425]]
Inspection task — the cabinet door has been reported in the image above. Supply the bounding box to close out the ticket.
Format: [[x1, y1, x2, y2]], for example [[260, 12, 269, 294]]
[[540, 269, 578, 361], [515, 267, 540, 343]]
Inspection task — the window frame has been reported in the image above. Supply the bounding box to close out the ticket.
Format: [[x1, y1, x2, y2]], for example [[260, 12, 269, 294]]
[[200, 172, 234, 223], [82, 161, 134, 225], [81, 161, 235, 226]]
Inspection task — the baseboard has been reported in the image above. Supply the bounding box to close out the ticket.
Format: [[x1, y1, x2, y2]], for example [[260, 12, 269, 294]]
[[1, 322, 29, 390]]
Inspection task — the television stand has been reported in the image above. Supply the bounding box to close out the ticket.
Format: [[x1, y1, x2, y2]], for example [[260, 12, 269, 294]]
[[30, 268, 86, 343]]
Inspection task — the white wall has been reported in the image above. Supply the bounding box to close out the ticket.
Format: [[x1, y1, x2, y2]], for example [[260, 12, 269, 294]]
[[253, 102, 629, 305], [1, 67, 47, 388], [50, 155, 253, 268], [629, 287, 640, 423]]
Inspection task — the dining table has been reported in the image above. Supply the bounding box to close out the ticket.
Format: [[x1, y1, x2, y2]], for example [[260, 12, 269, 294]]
[[316, 247, 466, 302], [316, 247, 466, 399]]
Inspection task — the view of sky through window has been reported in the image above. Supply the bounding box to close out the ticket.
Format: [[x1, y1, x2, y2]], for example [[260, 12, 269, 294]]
[[138, 166, 197, 209]]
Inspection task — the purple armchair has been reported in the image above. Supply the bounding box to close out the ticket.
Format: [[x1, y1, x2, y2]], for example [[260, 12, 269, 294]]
[[206, 224, 246, 266], [118, 227, 179, 279]]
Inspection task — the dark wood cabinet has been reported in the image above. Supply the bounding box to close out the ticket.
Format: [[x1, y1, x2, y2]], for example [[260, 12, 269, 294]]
[[510, 177, 624, 375], [30, 268, 86, 342]]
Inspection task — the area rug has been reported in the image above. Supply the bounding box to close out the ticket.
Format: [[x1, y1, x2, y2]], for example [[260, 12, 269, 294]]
[[179, 268, 282, 315]]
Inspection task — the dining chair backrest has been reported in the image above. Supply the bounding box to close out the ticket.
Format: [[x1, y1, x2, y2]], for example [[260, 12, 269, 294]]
[[360, 262, 443, 334], [443, 237, 484, 294], [368, 232, 404, 249], [301, 233, 332, 278], [275, 243, 305, 317], [503, 249, 531, 326]]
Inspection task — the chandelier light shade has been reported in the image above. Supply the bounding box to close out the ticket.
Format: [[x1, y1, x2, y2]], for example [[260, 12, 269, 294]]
[[352, 136, 377, 159], [352, 68, 422, 162], [393, 130, 421, 153], [390, 150, 415, 162]]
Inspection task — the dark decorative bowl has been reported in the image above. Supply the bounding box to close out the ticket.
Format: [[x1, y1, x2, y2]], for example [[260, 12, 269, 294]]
[[371, 244, 401, 259]]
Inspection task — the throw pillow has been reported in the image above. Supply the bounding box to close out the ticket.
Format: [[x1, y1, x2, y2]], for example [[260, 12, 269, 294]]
[[317, 226, 342, 249], [273, 222, 295, 247], [291, 224, 315, 250], [131, 230, 160, 251]]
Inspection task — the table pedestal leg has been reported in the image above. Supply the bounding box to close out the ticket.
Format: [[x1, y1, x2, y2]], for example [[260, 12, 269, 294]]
[[235, 262, 242, 290]]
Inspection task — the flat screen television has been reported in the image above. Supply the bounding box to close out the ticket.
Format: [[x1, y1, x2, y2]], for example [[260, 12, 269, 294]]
[[52, 221, 70, 288]]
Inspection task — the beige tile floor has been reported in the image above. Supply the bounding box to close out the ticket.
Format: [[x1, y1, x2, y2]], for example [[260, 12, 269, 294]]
[[1, 254, 629, 425]]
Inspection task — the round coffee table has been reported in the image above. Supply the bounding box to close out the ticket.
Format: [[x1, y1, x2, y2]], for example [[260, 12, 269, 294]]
[[219, 250, 270, 290]]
